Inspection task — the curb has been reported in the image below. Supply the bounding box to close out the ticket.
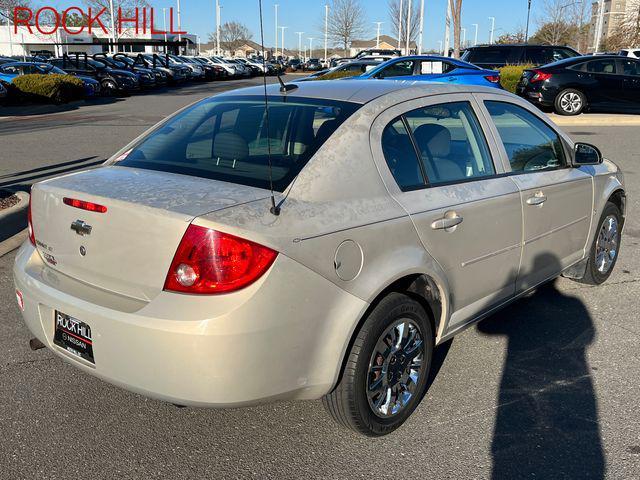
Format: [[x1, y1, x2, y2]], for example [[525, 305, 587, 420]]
[[0, 190, 29, 257], [547, 114, 640, 127]]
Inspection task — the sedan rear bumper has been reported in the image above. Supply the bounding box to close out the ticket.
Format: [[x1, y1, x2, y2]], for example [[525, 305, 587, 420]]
[[13, 243, 367, 407]]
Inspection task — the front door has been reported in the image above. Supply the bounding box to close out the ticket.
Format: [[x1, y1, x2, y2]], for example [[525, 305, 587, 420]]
[[481, 98, 593, 291], [619, 58, 640, 111], [372, 96, 522, 327]]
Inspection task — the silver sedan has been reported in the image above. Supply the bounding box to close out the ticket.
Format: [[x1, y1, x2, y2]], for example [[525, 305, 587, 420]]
[[14, 80, 625, 436]]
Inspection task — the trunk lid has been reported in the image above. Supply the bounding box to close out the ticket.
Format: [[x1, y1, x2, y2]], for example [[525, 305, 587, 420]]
[[30, 166, 270, 301]]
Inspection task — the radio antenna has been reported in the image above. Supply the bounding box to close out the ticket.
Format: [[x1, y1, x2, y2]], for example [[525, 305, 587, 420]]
[[258, 0, 280, 216]]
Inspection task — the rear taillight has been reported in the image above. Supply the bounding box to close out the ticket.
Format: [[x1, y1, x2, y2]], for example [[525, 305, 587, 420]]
[[484, 75, 500, 83], [530, 70, 553, 83], [27, 195, 35, 246], [63, 197, 108, 213], [164, 225, 278, 294]]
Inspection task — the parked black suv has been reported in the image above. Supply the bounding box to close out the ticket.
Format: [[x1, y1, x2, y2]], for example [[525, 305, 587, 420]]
[[461, 44, 581, 69], [49, 57, 139, 95]]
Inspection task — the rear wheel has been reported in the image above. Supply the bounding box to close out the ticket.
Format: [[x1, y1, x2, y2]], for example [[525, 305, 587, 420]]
[[578, 202, 622, 285], [555, 88, 586, 116], [322, 293, 433, 436]]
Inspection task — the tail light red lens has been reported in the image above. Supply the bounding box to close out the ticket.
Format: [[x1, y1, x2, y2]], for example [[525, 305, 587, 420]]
[[164, 225, 278, 294], [484, 75, 501, 83], [27, 195, 35, 246], [63, 197, 108, 213], [531, 70, 553, 83]]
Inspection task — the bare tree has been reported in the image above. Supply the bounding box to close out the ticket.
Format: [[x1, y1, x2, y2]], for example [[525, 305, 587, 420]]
[[449, 0, 463, 58], [531, 0, 574, 45], [213, 21, 253, 50], [388, 0, 420, 47], [0, 1, 31, 21], [327, 0, 366, 56], [496, 28, 527, 44]]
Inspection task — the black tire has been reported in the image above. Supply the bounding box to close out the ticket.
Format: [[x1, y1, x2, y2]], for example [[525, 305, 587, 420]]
[[322, 292, 433, 436], [578, 201, 622, 285], [554, 88, 586, 116]]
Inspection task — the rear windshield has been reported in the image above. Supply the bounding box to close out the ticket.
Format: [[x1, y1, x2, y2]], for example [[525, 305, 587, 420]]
[[117, 95, 360, 191]]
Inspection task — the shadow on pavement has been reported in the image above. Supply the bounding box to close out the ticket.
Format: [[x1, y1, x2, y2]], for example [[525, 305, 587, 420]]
[[477, 253, 605, 479]]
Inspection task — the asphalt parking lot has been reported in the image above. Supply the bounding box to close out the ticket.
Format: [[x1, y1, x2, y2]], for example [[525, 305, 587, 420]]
[[1, 79, 639, 479]]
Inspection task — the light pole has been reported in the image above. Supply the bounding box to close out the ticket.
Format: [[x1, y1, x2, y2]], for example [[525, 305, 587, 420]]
[[405, 0, 412, 54], [472, 23, 478, 45], [461, 28, 466, 48], [296, 31, 304, 59], [438, 40, 443, 55], [525, 0, 532, 42], [162, 8, 168, 53], [274, 3, 279, 58], [308, 37, 314, 58], [489, 16, 495, 44], [215, 0, 221, 56], [324, 4, 329, 65], [108, 0, 116, 53], [397, 0, 403, 49], [374, 22, 383, 48], [444, 0, 451, 57], [280, 26, 287, 58], [594, 0, 605, 52], [176, 0, 183, 54], [418, 0, 425, 54]]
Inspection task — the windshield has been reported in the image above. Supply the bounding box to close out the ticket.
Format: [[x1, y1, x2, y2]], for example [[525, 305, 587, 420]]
[[47, 65, 67, 74], [117, 95, 360, 191]]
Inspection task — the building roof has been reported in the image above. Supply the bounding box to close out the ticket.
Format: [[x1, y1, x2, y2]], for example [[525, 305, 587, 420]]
[[351, 35, 416, 49]]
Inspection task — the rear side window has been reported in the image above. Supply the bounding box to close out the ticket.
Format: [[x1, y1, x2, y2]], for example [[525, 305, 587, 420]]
[[118, 96, 359, 191], [404, 102, 495, 184], [465, 47, 521, 64], [526, 47, 576, 65], [586, 59, 616, 74], [485, 101, 566, 173]]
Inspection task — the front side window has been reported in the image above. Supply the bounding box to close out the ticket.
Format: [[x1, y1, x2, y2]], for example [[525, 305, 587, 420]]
[[117, 96, 360, 191], [404, 102, 495, 184], [622, 59, 640, 76], [485, 101, 566, 173]]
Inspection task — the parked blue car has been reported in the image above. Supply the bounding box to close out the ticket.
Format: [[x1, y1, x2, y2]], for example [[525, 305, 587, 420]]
[[356, 55, 502, 88], [0, 62, 101, 97]]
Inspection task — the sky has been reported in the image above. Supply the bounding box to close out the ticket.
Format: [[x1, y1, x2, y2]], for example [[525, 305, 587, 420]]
[[42, 0, 551, 51]]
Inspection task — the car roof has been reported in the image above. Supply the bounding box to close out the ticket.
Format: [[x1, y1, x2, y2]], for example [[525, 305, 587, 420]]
[[216, 79, 509, 104]]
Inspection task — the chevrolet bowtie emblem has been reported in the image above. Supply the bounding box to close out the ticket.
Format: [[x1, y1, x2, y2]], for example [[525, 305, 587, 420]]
[[70, 220, 92, 236]]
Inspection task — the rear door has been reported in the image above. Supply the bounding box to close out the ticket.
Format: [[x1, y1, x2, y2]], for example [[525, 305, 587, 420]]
[[478, 96, 593, 291], [371, 94, 522, 327], [583, 59, 624, 108]]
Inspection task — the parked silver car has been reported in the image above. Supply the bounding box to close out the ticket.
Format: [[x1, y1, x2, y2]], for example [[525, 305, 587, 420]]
[[14, 81, 626, 436]]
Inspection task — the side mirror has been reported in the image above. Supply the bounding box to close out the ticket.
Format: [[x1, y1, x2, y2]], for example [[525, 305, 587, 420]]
[[574, 143, 603, 166]]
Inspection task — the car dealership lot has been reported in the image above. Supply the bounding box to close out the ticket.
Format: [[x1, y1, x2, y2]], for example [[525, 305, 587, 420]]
[[1, 79, 639, 478]]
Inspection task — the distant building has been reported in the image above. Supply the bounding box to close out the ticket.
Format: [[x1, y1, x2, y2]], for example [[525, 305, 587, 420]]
[[588, 0, 640, 51], [0, 25, 198, 57], [350, 35, 416, 56]]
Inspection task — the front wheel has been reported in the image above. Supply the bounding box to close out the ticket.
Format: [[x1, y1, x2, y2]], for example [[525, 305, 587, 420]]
[[578, 202, 622, 285], [322, 292, 433, 436], [554, 88, 586, 116]]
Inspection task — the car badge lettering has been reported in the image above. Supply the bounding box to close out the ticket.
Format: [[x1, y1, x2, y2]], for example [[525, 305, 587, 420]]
[[70, 220, 92, 236]]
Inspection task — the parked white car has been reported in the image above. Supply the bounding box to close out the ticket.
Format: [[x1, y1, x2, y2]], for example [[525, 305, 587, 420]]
[[620, 48, 640, 58]]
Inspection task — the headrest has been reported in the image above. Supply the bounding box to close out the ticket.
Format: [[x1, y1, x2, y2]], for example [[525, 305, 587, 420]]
[[413, 123, 451, 158], [213, 132, 249, 161]]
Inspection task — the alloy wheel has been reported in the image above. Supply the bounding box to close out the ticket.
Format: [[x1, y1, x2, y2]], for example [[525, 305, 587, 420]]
[[560, 92, 582, 114], [595, 214, 619, 274], [366, 319, 425, 418]]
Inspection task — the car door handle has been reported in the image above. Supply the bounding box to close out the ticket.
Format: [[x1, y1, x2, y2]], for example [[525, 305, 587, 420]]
[[431, 213, 463, 230], [526, 193, 547, 206]]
